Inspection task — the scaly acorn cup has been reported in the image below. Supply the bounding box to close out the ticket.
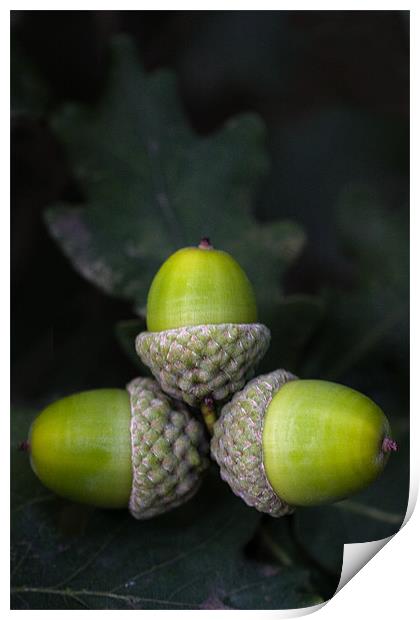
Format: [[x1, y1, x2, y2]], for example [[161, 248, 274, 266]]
[[136, 238, 271, 426], [211, 370, 398, 517], [24, 377, 209, 519]]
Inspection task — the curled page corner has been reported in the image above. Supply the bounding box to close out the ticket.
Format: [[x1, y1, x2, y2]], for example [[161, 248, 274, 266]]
[[335, 535, 393, 594], [334, 477, 415, 597]]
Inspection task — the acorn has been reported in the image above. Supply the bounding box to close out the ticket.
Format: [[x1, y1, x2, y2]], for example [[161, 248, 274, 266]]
[[211, 370, 398, 516], [25, 377, 209, 519], [136, 238, 271, 418]]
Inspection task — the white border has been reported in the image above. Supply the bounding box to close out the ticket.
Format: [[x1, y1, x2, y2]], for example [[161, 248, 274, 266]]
[[5, 4, 416, 618]]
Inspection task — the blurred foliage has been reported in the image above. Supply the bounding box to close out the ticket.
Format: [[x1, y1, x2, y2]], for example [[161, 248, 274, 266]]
[[11, 13, 409, 611], [301, 186, 409, 383], [45, 37, 306, 319], [335, 188, 408, 361]]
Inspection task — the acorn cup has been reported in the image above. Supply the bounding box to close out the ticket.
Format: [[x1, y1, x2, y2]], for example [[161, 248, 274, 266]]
[[136, 238, 271, 427], [25, 377, 209, 519], [211, 370, 398, 517]]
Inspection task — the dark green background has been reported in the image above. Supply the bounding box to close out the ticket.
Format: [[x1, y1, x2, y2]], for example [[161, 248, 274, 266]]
[[11, 11, 409, 610]]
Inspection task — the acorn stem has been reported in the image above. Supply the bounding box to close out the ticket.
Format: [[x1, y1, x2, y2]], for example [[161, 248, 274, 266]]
[[19, 440, 30, 453], [198, 237, 213, 250], [200, 397, 217, 435], [382, 437, 398, 453]]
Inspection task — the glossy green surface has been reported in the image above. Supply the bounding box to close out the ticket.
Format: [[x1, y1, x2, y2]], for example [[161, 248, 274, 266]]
[[29, 389, 132, 509], [263, 380, 391, 507], [146, 245, 257, 331]]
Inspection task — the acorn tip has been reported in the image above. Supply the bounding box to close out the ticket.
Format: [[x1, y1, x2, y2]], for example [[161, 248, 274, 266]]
[[199, 237, 213, 249], [382, 437, 398, 453], [19, 440, 30, 453]]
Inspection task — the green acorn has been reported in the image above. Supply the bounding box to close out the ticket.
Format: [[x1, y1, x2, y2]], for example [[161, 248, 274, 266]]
[[136, 239, 270, 413], [25, 377, 209, 519], [211, 370, 397, 516]]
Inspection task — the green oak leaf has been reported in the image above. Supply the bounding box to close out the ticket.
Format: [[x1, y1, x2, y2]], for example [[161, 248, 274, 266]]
[[45, 35, 304, 317], [11, 407, 322, 610]]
